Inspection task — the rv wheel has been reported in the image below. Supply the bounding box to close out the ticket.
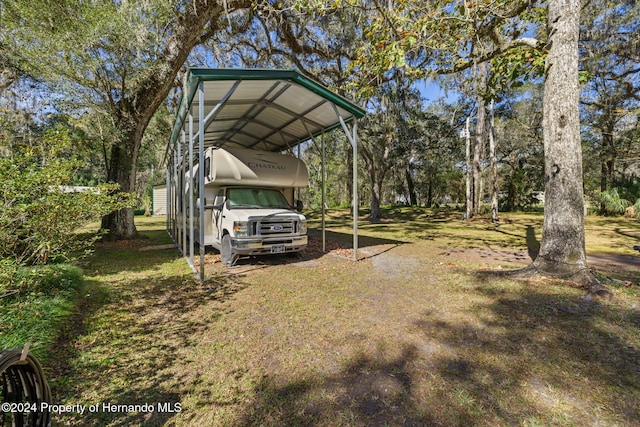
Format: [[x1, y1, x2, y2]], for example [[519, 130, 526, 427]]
[[221, 234, 238, 267]]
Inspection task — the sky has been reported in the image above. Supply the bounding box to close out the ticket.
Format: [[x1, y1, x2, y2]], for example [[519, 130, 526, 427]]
[[416, 78, 459, 105]]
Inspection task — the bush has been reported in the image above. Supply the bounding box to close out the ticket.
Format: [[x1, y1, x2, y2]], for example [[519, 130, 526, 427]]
[[596, 187, 640, 218], [0, 128, 134, 272], [599, 187, 631, 215], [11, 264, 85, 296], [0, 122, 131, 362]]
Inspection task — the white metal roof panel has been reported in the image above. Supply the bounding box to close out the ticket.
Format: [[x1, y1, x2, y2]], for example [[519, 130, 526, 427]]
[[168, 68, 365, 155]]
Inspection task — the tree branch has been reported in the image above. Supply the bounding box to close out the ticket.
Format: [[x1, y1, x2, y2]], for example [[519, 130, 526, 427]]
[[444, 37, 540, 75]]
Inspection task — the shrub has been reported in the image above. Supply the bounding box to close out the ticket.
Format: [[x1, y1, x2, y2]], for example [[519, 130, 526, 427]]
[[597, 187, 640, 218], [11, 264, 85, 296], [0, 128, 134, 275], [599, 187, 631, 215]]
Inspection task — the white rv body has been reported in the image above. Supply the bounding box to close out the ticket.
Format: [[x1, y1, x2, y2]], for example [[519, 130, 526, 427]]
[[192, 147, 308, 265]]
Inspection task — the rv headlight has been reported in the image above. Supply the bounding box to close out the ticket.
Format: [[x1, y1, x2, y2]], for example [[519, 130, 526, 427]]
[[233, 221, 249, 237], [299, 220, 307, 235]]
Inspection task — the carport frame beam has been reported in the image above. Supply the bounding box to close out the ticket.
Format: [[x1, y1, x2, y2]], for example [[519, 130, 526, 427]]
[[333, 105, 359, 261]]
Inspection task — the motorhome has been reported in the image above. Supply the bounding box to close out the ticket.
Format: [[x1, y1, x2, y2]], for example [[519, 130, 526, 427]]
[[191, 146, 308, 266]]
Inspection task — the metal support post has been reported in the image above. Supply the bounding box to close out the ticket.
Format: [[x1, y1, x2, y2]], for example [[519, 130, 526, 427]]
[[166, 163, 171, 237], [198, 82, 206, 283], [351, 121, 358, 261], [189, 114, 195, 265], [181, 131, 187, 257], [321, 132, 326, 252], [332, 104, 359, 261]]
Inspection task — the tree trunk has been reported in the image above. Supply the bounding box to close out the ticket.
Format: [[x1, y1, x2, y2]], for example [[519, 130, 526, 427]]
[[370, 176, 382, 221], [368, 155, 387, 221], [530, 0, 609, 297], [101, 129, 141, 239], [473, 103, 486, 214], [405, 168, 418, 206], [465, 117, 473, 219], [599, 125, 615, 213], [347, 145, 354, 209], [473, 62, 488, 215], [488, 99, 499, 222]]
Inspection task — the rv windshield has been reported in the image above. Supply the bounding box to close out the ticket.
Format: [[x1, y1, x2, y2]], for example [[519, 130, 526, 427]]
[[227, 188, 291, 210]]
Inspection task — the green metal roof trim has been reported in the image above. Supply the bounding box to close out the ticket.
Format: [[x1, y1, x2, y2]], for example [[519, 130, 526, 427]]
[[168, 68, 365, 155]]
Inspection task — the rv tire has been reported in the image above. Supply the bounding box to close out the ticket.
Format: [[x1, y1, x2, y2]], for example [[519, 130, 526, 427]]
[[221, 234, 238, 267]]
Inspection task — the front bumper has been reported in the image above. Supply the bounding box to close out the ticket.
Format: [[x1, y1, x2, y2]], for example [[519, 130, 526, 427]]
[[231, 235, 308, 255]]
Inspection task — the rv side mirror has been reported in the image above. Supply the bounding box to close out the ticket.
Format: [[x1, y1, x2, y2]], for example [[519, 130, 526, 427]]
[[296, 200, 303, 212]]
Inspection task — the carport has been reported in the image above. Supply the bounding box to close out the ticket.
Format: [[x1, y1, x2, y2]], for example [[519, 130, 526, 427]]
[[165, 68, 365, 281]]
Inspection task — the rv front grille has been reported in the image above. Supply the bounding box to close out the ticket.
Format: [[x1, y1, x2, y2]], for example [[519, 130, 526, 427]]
[[251, 219, 297, 236]]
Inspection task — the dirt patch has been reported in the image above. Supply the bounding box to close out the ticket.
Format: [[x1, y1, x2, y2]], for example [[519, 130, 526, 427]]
[[304, 235, 355, 259], [588, 253, 640, 273], [138, 243, 178, 251], [190, 235, 359, 274], [365, 246, 421, 279], [442, 247, 640, 279]]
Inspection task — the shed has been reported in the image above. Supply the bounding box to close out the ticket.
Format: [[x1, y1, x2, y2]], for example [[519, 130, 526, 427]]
[[152, 184, 167, 216]]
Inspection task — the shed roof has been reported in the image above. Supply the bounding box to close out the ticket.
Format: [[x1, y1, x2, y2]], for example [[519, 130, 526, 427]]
[[168, 68, 365, 154]]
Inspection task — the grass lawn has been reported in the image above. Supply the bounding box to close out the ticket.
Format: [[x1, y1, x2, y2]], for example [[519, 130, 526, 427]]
[[49, 208, 640, 426]]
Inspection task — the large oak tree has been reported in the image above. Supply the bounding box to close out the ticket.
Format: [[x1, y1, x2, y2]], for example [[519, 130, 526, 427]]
[[348, 0, 610, 296], [1, 0, 252, 239]]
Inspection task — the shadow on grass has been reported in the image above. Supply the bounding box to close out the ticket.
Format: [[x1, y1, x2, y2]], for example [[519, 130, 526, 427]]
[[50, 263, 250, 426], [236, 283, 640, 426], [307, 206, 463, 241], [489, 223, 541, 261], [525, 225, 541, 260], [237, 346, 434, 427], [307, 229, 408, 249], [614, 227, 640, 243], [88, 229, 180, 276], [51, 214, 640, 425]]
